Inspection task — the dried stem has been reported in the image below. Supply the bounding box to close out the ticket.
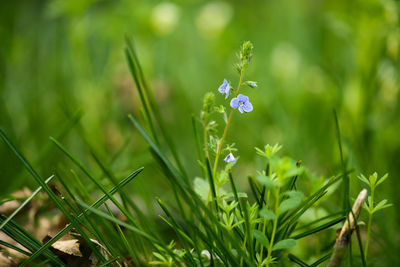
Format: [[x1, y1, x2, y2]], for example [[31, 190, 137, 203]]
[[327, 189, 368, 267]]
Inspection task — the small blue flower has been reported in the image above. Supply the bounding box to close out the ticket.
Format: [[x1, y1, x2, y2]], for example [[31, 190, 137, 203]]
[[230, 94, 253, 113], [218, 79, 230, 99], [224, 153, 236, 163], [248, 81, 257, 88]]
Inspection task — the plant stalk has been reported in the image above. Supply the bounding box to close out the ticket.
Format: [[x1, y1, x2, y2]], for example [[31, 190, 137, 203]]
[[212, 70, 244, 176], [327, 189, 367, 267]]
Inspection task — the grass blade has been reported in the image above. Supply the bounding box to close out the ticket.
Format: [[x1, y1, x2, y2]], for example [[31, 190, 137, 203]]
[[21, 167, 143, 265], [0, 175, 54, 231]]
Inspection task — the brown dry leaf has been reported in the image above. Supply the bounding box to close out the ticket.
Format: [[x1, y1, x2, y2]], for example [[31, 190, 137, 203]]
[[0, 200, 20, 215], [0, 231, 29, 261], [51, 239, 83, 257], [0, 188, 32, 215], [43, 236, 91, 266], [87, 238, 112, 266], [34, 214, 68, 241], [0, 251, 17, 267], [44, 233, 114, 266], [69, 232, 113, 266]]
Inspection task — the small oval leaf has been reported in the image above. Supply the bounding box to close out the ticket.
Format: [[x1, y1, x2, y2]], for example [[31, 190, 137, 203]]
[[272, 239, 296, 251], [256, 175, 276, 191], [259, 208, 277, 220], [253, 230, 269, 247], [278, 198, 301, 214]]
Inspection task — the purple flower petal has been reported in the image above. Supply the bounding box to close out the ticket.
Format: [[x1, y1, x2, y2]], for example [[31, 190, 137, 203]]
[[237, 94, 249, 103], [243, 101, 253, 112], [230, 97, 240, 108], [224, 153, 236, 163], [218, 79, 230, 99], [238, 106, 244, 113]]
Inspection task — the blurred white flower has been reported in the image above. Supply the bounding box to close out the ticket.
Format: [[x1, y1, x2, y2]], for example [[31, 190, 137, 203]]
[[378, 60, 398, 106], [270, 43, 301, 82], [151, 2, 180, 36], [201, 250, 211, 259], [302, 66, 328, 94], [344, 78, 362, 117], [196, 2, 233, 38], [383, 0, 398, 25], [387, 30, 400, 60]]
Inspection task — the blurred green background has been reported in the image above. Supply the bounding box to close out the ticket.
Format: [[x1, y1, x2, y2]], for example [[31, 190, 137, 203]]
[[1, 0, 399, 265]]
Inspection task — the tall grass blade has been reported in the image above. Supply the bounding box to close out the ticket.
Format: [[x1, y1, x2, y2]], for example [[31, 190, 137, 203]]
[[125, 37, 188, 180]]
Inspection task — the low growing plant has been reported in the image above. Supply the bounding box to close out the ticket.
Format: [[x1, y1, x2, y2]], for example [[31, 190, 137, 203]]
[[0, 39, 392, 266]]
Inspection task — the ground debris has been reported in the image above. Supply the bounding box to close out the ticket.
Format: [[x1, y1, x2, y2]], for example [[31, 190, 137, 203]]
[[43, 232, 113, 266], [0, 251, 18, 267]]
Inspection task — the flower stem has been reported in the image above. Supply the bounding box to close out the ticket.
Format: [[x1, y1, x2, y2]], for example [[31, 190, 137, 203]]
[[212, 69, 244, 176], [212, 110, 234, 176]]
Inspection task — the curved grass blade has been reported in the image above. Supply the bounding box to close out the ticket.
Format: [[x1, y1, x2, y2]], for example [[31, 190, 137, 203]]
[[291, 216, 345, 239], [0, 240, 31, 256], [288, 253, 310, 267], [279, 170, 353, 234], [310, 253, 331, 267]]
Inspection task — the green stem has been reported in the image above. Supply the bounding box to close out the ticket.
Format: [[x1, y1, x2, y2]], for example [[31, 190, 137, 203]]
[[212, 70, 244, 176], [259, 161, 272, 259], [203, 117, 209, 160], [266, 189, 280, 267], [364, 186, 374, 259], [240, 234, 247, 267], [364, 213, 372, 259], [213, 110, 234, 176]]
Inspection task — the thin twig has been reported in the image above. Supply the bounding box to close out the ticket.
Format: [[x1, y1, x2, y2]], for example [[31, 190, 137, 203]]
[[327, 189, 367, 267]]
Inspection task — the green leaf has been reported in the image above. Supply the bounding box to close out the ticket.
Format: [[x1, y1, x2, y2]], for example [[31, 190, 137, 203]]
[[369, 172, 378, 186], [193, 177, 209, 201], [259, 208, 277, 220], [357, 174, 370, 186], [279, 197, 302, 214], [373, 199, 392, 213], [256, 174, 277, 191], [284, 191, 304, 199], [376, 173, 389, 187], [272, 239, 296, 251], [224, 192, 248, 200], [292, 216, 345, 239], [252, 230, 269, 247], [285, 165, 304, 179]]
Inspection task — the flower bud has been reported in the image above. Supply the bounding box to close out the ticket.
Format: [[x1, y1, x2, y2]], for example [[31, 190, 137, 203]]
[[202, 92, 215, 115]]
